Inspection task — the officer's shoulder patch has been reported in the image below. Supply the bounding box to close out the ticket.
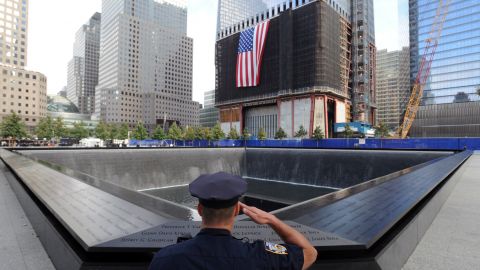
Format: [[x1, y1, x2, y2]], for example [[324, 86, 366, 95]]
[[264, 241, 288, 255]]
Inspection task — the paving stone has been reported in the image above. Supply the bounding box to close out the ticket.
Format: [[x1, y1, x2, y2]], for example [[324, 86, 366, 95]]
[[403, 153, 480, 270], [0, 166, 55, 270]]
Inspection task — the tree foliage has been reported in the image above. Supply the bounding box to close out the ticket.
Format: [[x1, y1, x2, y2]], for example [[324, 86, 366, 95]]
[[257, 127, 267, 140], [118, 123, 129, 140], [69, 121, 89, 139], [54, 117, 68, 138], [375, 122, 390, 138], [294, 125, 308, 138], [36, 116, 54, 139], [95, 121, 110, 140], [228, 127, 239, 139], [194, 127, 204, 140], [108, 124, 119, 140], [275, 127, 287, 139], [0, 113, 27, 139], [202, 127, 213, 140], [184, 126, 196, 140], [242, 128, 250, 140], [312, 126, 324, 139], [476, 85, 480, 96], [212, 123, 225, 140], [152, 125, 166, 140], [344, 124, 354, 138], [132, 121, 148, 140], [167, 122, 183, 140]]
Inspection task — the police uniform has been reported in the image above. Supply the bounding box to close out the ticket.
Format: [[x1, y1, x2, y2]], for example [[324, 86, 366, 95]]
[[148, 172, 304, 270]]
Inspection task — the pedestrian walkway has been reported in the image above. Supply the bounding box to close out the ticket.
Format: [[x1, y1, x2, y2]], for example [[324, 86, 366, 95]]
[[403, 152, 480, 270], [0, 163, 55, 270]]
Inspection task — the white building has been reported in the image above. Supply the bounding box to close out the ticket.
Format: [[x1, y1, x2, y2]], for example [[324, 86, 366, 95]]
[[0, 0, 47, 131], [95, 0, 199, 131]]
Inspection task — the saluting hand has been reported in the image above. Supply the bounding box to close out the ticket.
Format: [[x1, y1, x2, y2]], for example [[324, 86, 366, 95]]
[[239, 202, 277, 225]]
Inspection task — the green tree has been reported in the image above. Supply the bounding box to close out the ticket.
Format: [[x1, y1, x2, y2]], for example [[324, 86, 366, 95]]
[[118, 123, 129, 140], [212, 123, 225, 140], [109, 124, 119, 140], [184, 126, 196, 140], [375, 122, 390, 138], [53, 117, 67, 138], [275, 127, 287, 139], [95, 121, 110, 140], [294, 125, 308, 138], [228, 127, 239, 139], [0, 113, 27, 139], [257, 127, 267, 140], [167, 122, 183, 140], [132, 121, 148, 140], [194, 127, 204, 140], [242, 128, 251, 140], [203, 127, 213, 140], [152, 125, 166, 140], [344, 124, 354, 138], [36, 116, 55, 139], [69, 121, 89, 139], [312, 126, 324, 139]]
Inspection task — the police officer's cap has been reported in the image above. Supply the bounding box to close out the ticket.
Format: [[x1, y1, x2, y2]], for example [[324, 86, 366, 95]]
[[189, 172, 247, 209]]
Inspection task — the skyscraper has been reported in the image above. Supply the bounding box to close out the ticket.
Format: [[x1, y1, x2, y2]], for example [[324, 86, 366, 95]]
[[215, 0, 354, 138], [215, 0, 375, 137], [0, 0, 47, 130], [409, 0, 480, 137], [376, 47, 410, 130], [95, 0, 199, 130], [67, 12, 101, 115], [216, 0, 267, 33], [216, 0, 376, 127], [351, 0, 376, 124], [199, 90, 219, 128], [217, 0, 351, 38]]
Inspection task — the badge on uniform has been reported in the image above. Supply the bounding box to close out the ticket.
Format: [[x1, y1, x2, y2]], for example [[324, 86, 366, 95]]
[[264, 242, 288, 255]]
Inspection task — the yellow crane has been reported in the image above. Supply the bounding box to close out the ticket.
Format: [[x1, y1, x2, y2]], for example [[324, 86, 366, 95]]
[[397, 0, 451, 138]]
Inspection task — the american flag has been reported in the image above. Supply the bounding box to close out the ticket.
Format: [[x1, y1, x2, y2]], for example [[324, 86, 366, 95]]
[[236, 20, 270, 88]]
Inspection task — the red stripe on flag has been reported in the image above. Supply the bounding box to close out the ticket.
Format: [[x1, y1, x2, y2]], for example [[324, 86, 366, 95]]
[[236, 54, 241, 87], [250, 52, 254, 87], [256, 21, 270, 84], [237, 20, 270, 88]]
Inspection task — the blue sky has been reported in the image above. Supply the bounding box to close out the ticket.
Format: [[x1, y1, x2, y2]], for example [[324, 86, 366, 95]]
[[28, 0, 408, 104]]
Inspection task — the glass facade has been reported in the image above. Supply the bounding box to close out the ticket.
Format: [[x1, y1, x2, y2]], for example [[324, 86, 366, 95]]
[[411, 0, 480, 105], [217, 0, 351, 36], [199, 90, 219, 127]]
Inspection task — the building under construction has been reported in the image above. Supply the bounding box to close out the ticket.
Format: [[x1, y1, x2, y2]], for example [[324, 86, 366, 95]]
[[215, 0, 375, 138]]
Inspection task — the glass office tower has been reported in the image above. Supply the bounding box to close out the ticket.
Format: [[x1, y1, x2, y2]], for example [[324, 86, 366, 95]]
[[217, 0, 351, 33], [409, 0, 480, 137], [410, 0, 480, 104]]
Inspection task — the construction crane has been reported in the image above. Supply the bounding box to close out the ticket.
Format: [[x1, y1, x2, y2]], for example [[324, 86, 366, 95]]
[[397, 0, 451, 138]]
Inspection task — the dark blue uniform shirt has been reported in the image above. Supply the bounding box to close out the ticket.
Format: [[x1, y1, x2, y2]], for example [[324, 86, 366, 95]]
[[149, 228, 304, 270]]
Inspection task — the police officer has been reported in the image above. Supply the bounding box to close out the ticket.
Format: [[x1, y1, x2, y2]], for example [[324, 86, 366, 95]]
[[149, 172, 318, 270]]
